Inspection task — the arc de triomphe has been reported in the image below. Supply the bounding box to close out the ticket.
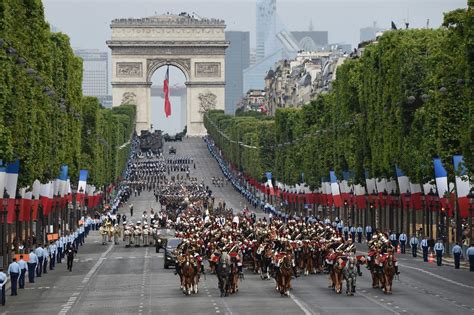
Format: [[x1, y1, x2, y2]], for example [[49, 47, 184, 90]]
[[107, 14, 229, 136]]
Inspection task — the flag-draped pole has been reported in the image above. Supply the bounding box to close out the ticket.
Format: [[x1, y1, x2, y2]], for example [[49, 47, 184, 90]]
[[164, 65, 172, 117]]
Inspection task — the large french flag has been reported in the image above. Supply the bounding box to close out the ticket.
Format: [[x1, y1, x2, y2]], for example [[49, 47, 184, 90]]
[[164, 66, 172, 117], [396, 166, 410, 196], [453, 155, 471, 218], [433, 158, 451, 213], [0, 166, 6, 215], [375, 178, 388, 207], [329, 171, 343, 207], [77, 170, 88, 204], [340, 171, 352, 204], [58, 165, 68, 208], [67, 178, 72, 203], [365, 174, 377, 195], [19, 187, 32, 221], [40, 182, 52, 216], [32, 180, 41, 221], [265, 172, 275, 196], [5, 160, 20, 223], [365, 173, 378, 207], [409, 181, 423, 210], [354, 184, 367, 209]]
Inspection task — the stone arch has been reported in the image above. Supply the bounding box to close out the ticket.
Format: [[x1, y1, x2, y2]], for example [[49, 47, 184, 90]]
[[108, 14, 229, 136], [146, 59, 191, 83]]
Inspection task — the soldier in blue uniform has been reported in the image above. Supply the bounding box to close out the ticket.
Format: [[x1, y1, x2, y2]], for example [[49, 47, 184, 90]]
[[451, 242, 462, 269], [421, 237, 429, 262], [409, 235, 419, 258], [433, 239, 444, 266]]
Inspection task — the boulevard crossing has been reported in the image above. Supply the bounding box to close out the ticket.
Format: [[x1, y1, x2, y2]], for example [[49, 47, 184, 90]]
[[1, 138, 473, 315]]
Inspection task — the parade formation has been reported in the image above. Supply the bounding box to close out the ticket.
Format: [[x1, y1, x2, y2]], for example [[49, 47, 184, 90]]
[[101, 136, 407, 300]]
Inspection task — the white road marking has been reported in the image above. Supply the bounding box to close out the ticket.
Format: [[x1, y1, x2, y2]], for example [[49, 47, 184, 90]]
[[288, 292, 318, 315], [357, 291, 400, 315], [82, 245, 114, 284], [399, 264, 474, 289]]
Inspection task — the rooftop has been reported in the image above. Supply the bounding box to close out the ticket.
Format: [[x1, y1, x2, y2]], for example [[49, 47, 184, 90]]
[[111, 13, 225, 27]]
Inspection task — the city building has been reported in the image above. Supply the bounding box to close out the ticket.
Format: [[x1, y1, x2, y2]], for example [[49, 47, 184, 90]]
[[360, 22, 384, 43], [291, 31, 328, 51], [243, 49, 287, 93], [225, 31, 250, 115], [264, 51, 347, 114], [238, 89, 266, 113], [74, 49, 111, 107], [256, 0, 277, 62]]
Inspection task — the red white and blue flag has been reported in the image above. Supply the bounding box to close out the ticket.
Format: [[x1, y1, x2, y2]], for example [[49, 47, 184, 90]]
[[329, 171, 343, 207], [164, 66, 172, 117], [5, 160, 20, 223], [453, 155, 471, 218], [77, 170, 88, 204]]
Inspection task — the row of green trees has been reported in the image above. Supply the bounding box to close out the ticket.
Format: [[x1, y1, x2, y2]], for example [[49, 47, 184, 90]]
[[0, 0, 135, 188], [206, 4, 473, 190]]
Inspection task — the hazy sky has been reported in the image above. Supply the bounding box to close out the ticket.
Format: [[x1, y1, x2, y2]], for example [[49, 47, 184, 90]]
[[42, 0, 467, 133], [43, 0, 467, 51]]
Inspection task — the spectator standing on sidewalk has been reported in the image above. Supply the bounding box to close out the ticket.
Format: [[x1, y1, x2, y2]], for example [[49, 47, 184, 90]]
[[421, 236, 429, 262], [452, 242, 462, 269], [434, 239, 444, 266], [466, 243, 474, 272], [410, 234, 419, 257], [399, 231, 407, 254], [0, 267, 7, 305]]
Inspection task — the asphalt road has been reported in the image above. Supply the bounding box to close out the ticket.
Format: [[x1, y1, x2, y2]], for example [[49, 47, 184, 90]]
[[2, 137, 473, 315]]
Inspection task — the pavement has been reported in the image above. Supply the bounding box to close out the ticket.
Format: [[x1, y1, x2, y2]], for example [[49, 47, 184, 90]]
[[1, 137, 473, 315]]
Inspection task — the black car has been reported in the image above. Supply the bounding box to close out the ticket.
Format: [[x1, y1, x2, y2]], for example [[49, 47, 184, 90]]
[[154, 228, 176, 253], [169, 146, 176, 154], [164, 237, 182, 269]]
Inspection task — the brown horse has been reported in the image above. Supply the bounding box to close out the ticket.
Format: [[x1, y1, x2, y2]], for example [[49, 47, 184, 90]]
[[228, 257, 240, 294], [276, 253, 293, 296], [368, 253, 384, 289], [383, 254, 396, 294], [331, 257, 345, 294], [180, 255, 199, 295], [301, 244, 315, 276], [251, 243, 261, 274]]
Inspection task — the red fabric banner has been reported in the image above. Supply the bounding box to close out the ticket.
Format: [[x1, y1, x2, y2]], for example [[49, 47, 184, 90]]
[[164, 66, 172, 117]]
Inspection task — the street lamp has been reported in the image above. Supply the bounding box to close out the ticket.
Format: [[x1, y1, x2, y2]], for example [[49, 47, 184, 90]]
[[468, 188, 474, 245], [1, 190, 9, 269], [15, 191, 21, 249]]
